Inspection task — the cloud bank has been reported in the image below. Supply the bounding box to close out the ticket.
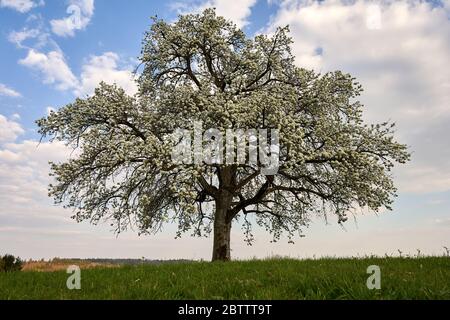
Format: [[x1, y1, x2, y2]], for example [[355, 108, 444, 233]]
[[266, 0, 450, 194], [0, 0, 43, 13]]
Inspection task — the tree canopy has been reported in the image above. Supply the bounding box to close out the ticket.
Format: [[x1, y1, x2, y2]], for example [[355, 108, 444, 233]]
[[37, 9, 410, 261]]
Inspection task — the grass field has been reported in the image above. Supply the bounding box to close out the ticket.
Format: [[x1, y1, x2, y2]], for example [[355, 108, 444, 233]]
[[1, 257, 449, 299]]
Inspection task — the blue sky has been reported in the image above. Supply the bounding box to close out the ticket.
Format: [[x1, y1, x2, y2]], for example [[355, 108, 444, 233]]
[[0, 0, 449, 260]]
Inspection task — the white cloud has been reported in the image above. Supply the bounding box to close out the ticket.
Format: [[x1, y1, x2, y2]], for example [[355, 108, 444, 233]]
[[19, 49, 79, 91], [0, 138, 71, 215], [267, 0, 450, 194], [8, 28, 41, 48], [18, 49, 137, 96], [8, 14, 57, 52], [171, 0, 257, 28], [0, 114, 24, 144], [0, 0, 43, 13], [201, 0, 257, 28], [0, 83, 21, 98], [0, 116, 74, 224], [50, 0, 94, 37], [77, 52, 138, 96]]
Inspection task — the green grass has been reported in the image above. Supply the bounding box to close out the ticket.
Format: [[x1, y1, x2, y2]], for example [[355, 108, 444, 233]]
[[1, 257, 449, 299]]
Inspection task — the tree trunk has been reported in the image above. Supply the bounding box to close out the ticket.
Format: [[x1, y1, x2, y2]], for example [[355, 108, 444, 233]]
[[212, 195, 232, 261]]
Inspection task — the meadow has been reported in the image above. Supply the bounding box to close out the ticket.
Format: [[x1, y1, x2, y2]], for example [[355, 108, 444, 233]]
[[0, 257, 449, 300]]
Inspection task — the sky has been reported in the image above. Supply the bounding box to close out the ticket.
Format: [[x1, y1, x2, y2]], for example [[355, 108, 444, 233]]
[[0, 0, 449, 260]]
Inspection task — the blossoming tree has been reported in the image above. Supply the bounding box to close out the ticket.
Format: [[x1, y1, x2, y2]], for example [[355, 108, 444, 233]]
[[37, 9, 410, 261]]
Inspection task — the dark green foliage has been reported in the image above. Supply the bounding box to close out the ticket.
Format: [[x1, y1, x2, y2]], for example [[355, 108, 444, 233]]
[[0, 254, 23, 272]]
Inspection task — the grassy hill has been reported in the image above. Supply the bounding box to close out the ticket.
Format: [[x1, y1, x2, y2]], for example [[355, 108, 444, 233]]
[[1, 257, 449, 299]]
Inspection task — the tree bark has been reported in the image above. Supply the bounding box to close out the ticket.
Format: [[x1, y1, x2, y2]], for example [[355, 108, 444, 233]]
[[212, 194, 232, 261]]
